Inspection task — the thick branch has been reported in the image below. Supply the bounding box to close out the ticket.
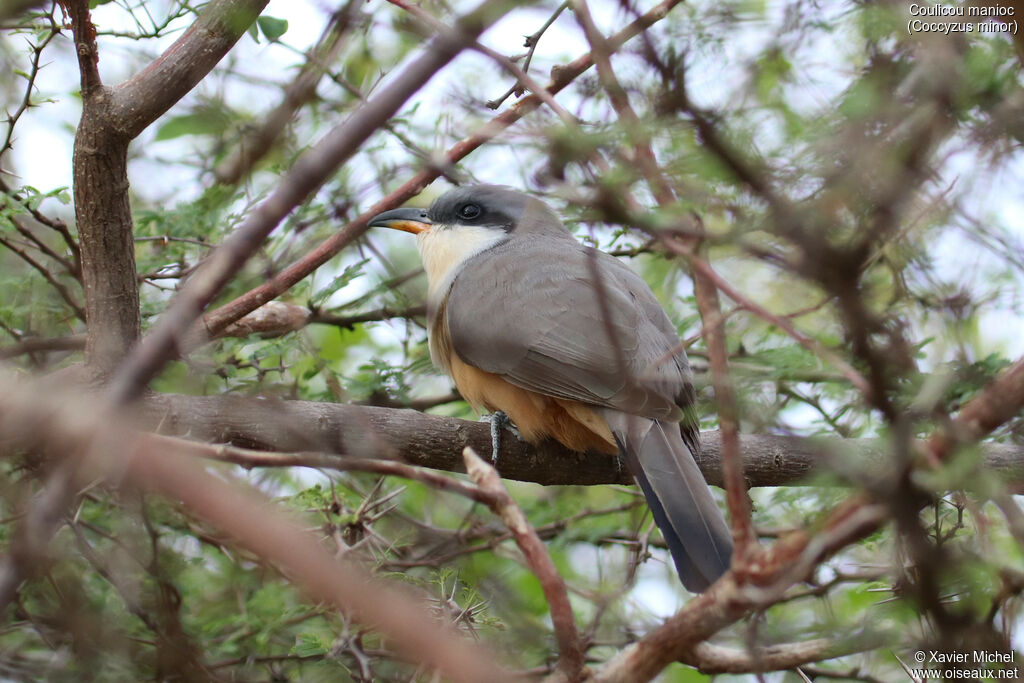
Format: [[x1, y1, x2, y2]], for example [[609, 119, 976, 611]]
[[594, 354, 1024, 682], [134, 393, 1024, 489], [106, 0, 512, 404], [0, 334, 86, 360], [69, 0, 269, 371], [111, 0, 269, 137], [682, 632, 890, 675], [0, 371, 513, 683]]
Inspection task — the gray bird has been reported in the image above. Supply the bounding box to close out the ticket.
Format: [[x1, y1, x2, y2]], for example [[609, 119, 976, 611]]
[[369, 185, 733, 591]]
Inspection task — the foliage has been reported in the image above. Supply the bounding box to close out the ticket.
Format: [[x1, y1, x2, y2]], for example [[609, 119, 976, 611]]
[[0, 0, 1022, 681]]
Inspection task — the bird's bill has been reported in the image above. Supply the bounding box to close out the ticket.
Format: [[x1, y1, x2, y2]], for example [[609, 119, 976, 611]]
[[368, 207, 432, 234]]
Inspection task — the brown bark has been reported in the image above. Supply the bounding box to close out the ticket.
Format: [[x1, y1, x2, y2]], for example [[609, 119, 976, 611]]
[[0, 371, 514, 683], [74, 105, 139, 370], [67, 0, 269, 372], [135, 393, 1024, 489]]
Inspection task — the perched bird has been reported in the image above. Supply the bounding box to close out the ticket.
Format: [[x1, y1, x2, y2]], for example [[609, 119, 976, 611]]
[[369, 186, 733, 591]]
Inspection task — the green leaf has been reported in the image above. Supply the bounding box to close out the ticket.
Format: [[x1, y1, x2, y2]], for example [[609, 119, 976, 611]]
[[257, 16, 289, 42], [291, 632, 329, 657], [155, 110, 231, 141], [311, 259, 369, 308]]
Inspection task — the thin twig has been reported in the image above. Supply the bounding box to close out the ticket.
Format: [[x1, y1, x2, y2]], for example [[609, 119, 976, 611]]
[[462, 447, 584, 679], [106, 0, 513, 404], [486, 1, 568, 109], [690, 237, 757, 558], [214, 0, 360, 185], [0, 235, 85, 320], [197, 0, 684, 341]]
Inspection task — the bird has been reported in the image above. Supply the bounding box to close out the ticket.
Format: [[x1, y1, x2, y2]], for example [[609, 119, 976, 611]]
[[369, 185, 733, 592]]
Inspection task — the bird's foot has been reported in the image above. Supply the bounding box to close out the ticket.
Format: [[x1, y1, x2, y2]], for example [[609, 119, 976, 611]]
[[479, 410, 521, 464]]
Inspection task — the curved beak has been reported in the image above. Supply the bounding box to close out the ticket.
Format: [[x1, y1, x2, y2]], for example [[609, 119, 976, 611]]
[[368, 207, 432, 235]]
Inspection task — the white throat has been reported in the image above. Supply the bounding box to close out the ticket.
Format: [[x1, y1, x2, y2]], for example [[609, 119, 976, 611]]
[[416, 224, 508, 300]]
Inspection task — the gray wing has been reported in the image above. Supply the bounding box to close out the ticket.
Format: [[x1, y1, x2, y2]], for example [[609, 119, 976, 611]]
[[446, 236, 692, 421]]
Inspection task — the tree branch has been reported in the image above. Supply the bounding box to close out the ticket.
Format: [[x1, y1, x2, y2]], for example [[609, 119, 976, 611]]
[[196, 0, 683, 341], [110, 0, 269, 137], [462, 447, 583, 679], [133, 393, 1024, 489], [681, 631, 890, 675], [691, 239, 757, 557], [0, 334, 86, 360], [0, 371, 515, 683], [106, 0, 514, 404]]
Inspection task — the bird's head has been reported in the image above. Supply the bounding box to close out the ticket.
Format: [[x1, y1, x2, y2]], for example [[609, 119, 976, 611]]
[[368, 185, 568, 239]]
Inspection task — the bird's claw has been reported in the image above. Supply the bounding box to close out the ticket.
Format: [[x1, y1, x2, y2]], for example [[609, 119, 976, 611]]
[[479, 410, 521, 464]]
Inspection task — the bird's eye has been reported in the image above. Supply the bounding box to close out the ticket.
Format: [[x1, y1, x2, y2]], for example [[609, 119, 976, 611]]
[[457, 203, 482, 220]]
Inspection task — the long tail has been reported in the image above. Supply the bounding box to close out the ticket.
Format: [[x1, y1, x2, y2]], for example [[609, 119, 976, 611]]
[[600, 410, 733, 592]]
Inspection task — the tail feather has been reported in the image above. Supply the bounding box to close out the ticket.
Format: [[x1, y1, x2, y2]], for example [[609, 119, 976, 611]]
[[601, 410, 732, 592]]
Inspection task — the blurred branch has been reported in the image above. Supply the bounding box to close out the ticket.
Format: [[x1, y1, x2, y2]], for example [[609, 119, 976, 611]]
[[107, 0, 513, 404], [0, 0, 44, 22], [0, 334, 86, 360], [0, 371, 514, 683], [150, 432, 493, 503], [214, 1, 360, 185], [682, 632, 891, 675], [690, 238, 757, 558], [197, 0, 683, 342]]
